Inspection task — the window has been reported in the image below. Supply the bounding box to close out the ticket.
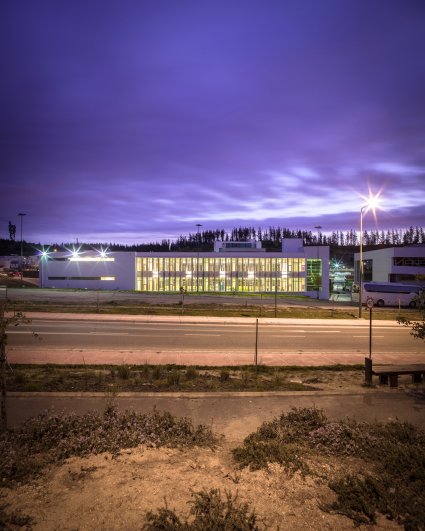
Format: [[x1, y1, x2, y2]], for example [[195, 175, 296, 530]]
[[363, 259, 373, 282], [393, 257, 425, 267], [136, 256, 307, 293], [306, 259, 322, 290]]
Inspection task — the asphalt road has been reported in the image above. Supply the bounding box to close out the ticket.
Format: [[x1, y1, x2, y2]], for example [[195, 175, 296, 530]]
[[7, 314, 424, 366], [7, 316, 420, 351]]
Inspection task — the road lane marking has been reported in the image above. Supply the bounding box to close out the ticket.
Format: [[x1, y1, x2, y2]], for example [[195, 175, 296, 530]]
[[89, 332, 130, 335], [352, 335, 384, 338], [184, 333, 221, 337], [270, 335, 307, 338], [8, 331, 129, 336]]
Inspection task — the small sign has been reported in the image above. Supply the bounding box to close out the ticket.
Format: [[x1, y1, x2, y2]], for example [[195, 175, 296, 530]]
[[366, 297, 374, 309]]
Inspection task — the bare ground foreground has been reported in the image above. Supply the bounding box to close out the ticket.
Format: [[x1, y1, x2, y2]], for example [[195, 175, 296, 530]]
[[2, 370, 425, 530], [1, 443, 402, 531]]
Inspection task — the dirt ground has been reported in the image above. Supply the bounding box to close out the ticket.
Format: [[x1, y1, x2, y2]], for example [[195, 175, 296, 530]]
[[3, 371, 423, 530], [2, 443, 402, 531]]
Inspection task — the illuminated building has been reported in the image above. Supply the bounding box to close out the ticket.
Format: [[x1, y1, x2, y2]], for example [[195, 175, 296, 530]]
[[40, 239, 330, 299]]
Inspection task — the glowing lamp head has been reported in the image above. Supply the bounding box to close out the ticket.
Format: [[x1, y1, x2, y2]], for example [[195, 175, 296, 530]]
[[362, 191, 382, 215]]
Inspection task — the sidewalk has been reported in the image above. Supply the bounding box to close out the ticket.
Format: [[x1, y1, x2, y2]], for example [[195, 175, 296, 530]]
[[7, 390, 425, 437], [22, 311, 403, 327]]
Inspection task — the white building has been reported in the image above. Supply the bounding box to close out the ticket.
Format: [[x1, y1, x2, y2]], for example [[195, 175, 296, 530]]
[[354, 244, 425, 284], [40, 239, 330, 299]]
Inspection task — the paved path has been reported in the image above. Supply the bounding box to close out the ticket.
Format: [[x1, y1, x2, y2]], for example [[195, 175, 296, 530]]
[[7, 389, 425, 439]]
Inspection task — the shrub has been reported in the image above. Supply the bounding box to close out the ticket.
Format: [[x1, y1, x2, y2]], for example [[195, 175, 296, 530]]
[[232, 407, 326, 473], [0, 505, 34, 530], [271, 372, 283, 387], [13, 371, 27, 385], [167, 370, 181, 387], [313, 419, 425, 529], [0, 407, 217, 485], [116, 365, 131, 380], [220, 369, 230, 382], [308, 419, 379, 456], [185, 367, 198, 380], [240, 371, 250, 387], [232, 407, 425, 528], [143, 489, 259, 530], [151, 366, 163, 381]]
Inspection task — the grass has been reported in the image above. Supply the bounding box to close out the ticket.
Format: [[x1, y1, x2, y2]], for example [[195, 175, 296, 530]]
[[0, 406, 217, 486], [6, 296, 422, 321], [5, 363, 364, 393], [6, 298, 361, 318], [232, 407, 425, 530]]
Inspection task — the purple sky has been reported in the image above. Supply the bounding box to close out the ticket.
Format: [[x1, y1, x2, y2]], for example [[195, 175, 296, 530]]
[[1, 0, 425, 244]]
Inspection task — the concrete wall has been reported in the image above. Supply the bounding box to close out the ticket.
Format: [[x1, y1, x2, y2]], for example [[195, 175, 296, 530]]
[[354, 245, 425, 283], [40, 252, 136, 290]]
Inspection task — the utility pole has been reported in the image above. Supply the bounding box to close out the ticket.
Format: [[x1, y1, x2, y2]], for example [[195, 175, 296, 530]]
[[196, 224, 202, 292], [18, 213, 26, 285], [314, 225, 322, 299]]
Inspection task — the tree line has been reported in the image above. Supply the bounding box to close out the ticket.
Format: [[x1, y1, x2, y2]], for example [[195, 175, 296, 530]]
[[170, 225, 425, 251], [0, 225, 424, 256]]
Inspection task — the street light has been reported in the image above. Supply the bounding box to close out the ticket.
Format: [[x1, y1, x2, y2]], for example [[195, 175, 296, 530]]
[[314, 225, 322, 299], [358, 194, 381, 318], [18, 213, 26, 285], [196, 224, 202, 292]]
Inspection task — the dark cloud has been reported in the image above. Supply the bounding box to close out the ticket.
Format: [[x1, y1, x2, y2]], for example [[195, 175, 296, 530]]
[[1, 0, 425, 244]]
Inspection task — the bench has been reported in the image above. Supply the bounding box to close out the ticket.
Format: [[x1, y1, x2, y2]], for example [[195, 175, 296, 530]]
[[365, 358, 425, 387]]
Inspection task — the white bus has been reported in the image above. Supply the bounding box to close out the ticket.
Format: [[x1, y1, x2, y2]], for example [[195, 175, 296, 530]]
[[352, 282, 423, 308]]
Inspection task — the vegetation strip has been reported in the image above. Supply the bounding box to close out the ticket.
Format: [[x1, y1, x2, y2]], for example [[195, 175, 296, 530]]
[[6, 363, 363, 393], [6, 297, 422, 320]]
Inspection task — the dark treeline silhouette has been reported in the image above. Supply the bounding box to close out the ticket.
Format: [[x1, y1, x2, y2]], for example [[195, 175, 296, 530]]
[[170, 225, 425, 251], [0, 225, 424, 257]]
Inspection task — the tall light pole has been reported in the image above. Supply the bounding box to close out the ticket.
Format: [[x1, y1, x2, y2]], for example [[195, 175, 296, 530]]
[[18, 213, 26, 285], [314, 225, 322, 299], [196, 223, 202, 292], [358, 206, 366, 318], [358, 193, 381, 318]]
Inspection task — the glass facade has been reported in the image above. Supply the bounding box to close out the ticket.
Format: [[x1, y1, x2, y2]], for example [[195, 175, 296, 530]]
[[306, 259, 322, 291], [136, 256, 313, 293]]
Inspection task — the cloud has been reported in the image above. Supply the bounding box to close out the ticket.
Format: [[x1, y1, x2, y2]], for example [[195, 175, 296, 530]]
[[1, 1, 425, 244]]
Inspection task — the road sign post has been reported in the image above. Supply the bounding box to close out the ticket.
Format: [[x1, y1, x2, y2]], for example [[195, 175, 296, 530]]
[[364, 298, 374, 385], [366, 297, 373, 360], [255, 318, 258, 367]]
